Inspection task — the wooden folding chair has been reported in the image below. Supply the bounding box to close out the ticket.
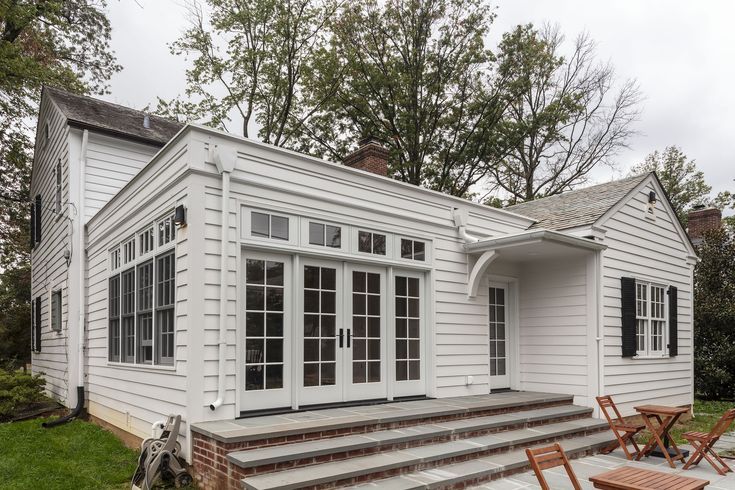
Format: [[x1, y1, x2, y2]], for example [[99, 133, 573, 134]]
[[683, 408, 735, 475], [525, 443, 582, 490], [596, 395, 645, 460]]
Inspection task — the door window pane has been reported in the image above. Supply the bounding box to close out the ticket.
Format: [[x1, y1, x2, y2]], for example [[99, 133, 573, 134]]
[[244, 258, 285, 390], [303, 266, 337, 387], [352, 271, 381, 384], [396, 276, 420, 381]]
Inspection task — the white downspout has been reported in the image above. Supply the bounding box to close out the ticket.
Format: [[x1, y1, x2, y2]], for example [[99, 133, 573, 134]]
[[78, 129, 88, 393], [596, 248, 605, 406], [452, 208, 480, 243], [210, 146, 236, 411]]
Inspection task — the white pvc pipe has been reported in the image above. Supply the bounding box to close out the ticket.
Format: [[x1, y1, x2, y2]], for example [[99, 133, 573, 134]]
[[77, 130, 88, 398], [151, 420, 166, 438], [210, 169, 231, 411]]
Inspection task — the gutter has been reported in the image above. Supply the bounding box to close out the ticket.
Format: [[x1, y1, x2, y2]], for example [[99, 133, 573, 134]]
[[209, 145, 237, 411], [465, 229, 608, 253], [45, 128, 89, 428]]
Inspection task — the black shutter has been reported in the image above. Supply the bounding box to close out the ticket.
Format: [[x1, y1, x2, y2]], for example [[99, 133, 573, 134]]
[[668, 286, 678, 356], [34, 296, 42, 352], [34, 195, 42, 243], [30, 202, 36, 248], [621, 277, 637, 357]]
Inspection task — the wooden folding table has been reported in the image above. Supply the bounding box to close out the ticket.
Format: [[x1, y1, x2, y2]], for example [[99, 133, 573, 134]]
[[590, 466, 708, 489], [634, 404, 689, 468]]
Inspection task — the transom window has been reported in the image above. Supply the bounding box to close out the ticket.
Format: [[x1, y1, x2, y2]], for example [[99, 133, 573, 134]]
[[400, 239, 425, 261], [309, 222, 341, 248], [251, 211, 289, 240], [358, 231, 386, 255], [108, 213, 177, 366], [635, 281, 667, 357]]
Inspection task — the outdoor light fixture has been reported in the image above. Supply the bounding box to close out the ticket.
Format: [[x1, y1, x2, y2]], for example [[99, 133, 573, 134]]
[[648, 191, 657, 204], [174, 204, 187, 227]]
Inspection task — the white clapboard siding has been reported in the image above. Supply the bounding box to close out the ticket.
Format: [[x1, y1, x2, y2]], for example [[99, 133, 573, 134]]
[[83, 133, 160, 221], [85, 136, 191, 446], [599, 179, 694, 416], [30, 97, 73, 404], [518, 257, 591, 406]]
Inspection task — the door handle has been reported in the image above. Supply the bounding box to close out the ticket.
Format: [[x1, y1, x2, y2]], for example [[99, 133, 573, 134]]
[[338, 328, 344, 348], [346, 329, 351, 348]]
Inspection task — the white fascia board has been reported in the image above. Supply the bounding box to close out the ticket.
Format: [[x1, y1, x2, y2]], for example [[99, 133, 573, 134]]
[[465, 229, 608, 253]]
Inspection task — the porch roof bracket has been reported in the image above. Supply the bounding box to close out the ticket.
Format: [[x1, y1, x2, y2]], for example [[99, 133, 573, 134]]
[[468, 250, 498, 299]]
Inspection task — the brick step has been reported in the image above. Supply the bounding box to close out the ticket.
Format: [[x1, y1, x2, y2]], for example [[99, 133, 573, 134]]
[[228, 405, 592, 473], [347, 432, 615, 490], [240, 418, 610, 490]]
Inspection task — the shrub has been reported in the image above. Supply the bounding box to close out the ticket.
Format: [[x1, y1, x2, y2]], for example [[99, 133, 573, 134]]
[[0, 368, 47, 420]]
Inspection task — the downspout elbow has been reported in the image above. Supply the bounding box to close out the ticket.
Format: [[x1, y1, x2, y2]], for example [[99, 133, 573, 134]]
[[458, 225, 480, 243]]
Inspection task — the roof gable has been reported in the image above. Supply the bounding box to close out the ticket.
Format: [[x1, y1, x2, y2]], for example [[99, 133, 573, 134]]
[[44, 86, 183, 146], [504, 174, 650, 231]]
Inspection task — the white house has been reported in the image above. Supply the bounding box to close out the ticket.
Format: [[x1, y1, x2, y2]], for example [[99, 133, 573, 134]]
[[30, 87, 698, 488]]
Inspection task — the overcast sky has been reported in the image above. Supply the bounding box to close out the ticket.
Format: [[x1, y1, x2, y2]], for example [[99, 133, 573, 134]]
[[105, 0, 734, 197]]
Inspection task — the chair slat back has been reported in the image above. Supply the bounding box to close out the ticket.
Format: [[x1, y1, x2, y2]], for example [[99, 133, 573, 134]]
[[525, 444, 582, 490], [596, 395, 624, 426], [710, 408, 735, 439]]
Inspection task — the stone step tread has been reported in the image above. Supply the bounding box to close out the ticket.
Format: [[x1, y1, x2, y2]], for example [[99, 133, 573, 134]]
[[240, 419, 609, 490], [347, 432, 615, 489], [229, 405, 593, 468]]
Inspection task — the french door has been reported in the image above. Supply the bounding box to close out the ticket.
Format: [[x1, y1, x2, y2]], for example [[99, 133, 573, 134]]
[[488, 284, 510, 390], [299, 260, 388, 405]]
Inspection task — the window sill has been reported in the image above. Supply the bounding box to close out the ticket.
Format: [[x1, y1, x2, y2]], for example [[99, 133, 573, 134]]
[[106, 362, 177, 372], [633, 354, 670, 360]]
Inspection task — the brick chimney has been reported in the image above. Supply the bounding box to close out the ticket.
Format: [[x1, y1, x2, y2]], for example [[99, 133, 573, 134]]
[[343, 136, 389, 176], [687, 206, 722, 245]]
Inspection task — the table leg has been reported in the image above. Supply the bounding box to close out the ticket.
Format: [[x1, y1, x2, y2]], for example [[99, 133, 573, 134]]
[[662, 414, 686, 462], [651, 415, 678, 468], [636, 414, 658, 461]]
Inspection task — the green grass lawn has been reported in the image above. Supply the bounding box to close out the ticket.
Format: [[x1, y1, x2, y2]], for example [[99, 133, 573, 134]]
[[669, 399, 734, 446], [0, 417, 138, 490]]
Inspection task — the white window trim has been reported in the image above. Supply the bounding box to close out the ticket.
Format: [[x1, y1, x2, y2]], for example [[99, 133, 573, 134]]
[[634, 280, 669, 359], [107, 211, 177, 369]]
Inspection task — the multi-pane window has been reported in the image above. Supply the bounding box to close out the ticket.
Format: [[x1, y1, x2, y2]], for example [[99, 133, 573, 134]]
[[244, 259, 285, 390], [352, 271, 381, 383], [489, 287, 507, 376], [309, 222, 341, 248], [635, 281, 667, 356], [303, 266, 337, 387], [395, 276, 420, 381], [51, 290, 62, 332], [251, 212, 289, 240], [108, 214, 176, 366], [54, 159, 62, 215], [358, 231, 386, 255], [400, 239, 425, 261]]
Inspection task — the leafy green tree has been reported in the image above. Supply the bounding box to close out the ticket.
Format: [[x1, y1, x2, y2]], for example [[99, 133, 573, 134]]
[[157, 0, 338, 146], [299, 0, 510, 197], [0, 0, 119, 366], [489, 24, 641, 204], [631, 146, 711, 224], [693, 227, 735, 399]]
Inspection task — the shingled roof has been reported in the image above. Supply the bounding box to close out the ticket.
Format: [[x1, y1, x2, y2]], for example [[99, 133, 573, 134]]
[[505, 173, 650, 230], [45, 86, 183, 146]]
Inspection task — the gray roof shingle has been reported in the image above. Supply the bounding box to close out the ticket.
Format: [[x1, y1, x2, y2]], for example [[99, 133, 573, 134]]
[[45, 86, 183, 146], [505, 173, 650, 230]]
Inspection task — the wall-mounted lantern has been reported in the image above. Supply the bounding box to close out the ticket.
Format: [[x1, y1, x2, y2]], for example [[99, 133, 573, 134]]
[[174, 204, 187, 227]]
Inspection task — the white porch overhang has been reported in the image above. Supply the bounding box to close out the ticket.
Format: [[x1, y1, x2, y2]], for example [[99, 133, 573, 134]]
[[464, 229, 607, 298]]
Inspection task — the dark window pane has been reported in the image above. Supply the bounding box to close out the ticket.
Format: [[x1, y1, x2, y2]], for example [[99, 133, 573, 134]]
[[309, 222, 324, 246], [266, 261, 283, 286], [396, 361, 408, 381], [304, 315, 319, 337], [358, 231, 371, 253], [354, 339, 366, 360], [396, 318, 407, 338], [321, 363, 336, 385], [304, 364, 319, 386], [395, 277, 407, 296], [246, 339, 264, 363], [368, 339, 380, 360], [266, 313, 283, 336], [408, 319, 419, 338], [353, 362, 366, 383], [368, 317, 380, 338], [252, 212, 269, 238], [409, 340, 420, 359], [408, 278, 420, 297], [373, 234, 386, 255], [271, 216, 289, 240], [321, 268, 336, 290], [401, 239, 412, 259], [353, 271, 366, 292], [304, 290, 319, 313], [368, 361, 381, 383], [304, 339, 319, 362], [353, 316, 366, 337], [367, 273, 380, 294], [409, 360, 421, 380], [321, 291, 336, 314], [246, 286, 265, 311], [266, 287, 284, 311], [321, 339, 336, 362], [321, 315, 335, 337], [353, 294, 366, 315], [408, 298, 419, 317], [396, 297, 407, 317], [266, 365, 283, 389], [326, 225, 341, 248], [266, 339, 283, 363], [414, 241, 425, 261], [497, 288, 504, 304], [246, 259, 265, 284], [396, 340, 407, 360], [246, 312, 264, 337], [304, 266, 320, 289], [368, 295, 380, 315], [246, 366, 264, 390]]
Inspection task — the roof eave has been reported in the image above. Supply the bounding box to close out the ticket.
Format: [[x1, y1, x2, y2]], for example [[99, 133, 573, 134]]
[[464, 229, 607, 253]]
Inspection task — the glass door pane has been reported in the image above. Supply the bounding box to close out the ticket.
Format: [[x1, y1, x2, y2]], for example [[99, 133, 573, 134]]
[[395, 276, 421, 381], [303, 265, 337, 387], [489, 286, 509, 389], [352, 271, 381, 384]]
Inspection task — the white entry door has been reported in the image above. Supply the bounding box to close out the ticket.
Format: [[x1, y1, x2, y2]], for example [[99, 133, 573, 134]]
[[393, 271, 426, 397], [488, 284, 510, 390]]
